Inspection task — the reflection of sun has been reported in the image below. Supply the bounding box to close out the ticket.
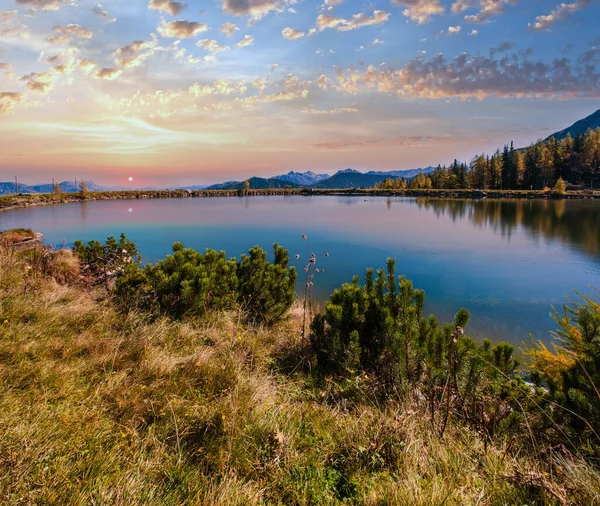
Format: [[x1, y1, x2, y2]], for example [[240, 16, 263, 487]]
[[128, 177, 134, 182]]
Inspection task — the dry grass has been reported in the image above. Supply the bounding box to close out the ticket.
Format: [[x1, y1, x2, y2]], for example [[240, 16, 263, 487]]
[[1, 253, 599, 505], [0, 228, 35, 243]]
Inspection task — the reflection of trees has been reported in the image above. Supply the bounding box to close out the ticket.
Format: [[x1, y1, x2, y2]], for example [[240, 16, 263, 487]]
[[415, 198, 600, 257]]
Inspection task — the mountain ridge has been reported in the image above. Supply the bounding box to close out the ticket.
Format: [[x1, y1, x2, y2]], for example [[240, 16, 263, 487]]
[[544, 109, 600, 142]]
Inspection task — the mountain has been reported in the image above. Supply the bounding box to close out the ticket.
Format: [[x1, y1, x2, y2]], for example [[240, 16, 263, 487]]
[[270, 171, 330, 186], [0, 182, 37, 195], [366, 167, 435, 179], [0, 180, 105, 196], [30, 181, 104, 193], [312, 169, 389, 189], [545, 109, 600, 142], [208, 177, 302, 190]]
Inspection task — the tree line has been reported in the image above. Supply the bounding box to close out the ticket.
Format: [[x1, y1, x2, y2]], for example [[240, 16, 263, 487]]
[[378, 128, 600, 191]]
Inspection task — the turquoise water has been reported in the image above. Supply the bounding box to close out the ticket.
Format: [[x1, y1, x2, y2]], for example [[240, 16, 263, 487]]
[[2, 196, 599, 344]]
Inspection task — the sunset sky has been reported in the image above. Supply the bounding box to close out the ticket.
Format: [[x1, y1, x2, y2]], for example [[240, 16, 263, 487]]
[[0, 0, 599, 187]]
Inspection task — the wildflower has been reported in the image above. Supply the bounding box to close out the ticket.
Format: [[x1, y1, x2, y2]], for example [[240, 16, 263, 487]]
[[325, 252, 329, 257], [295, 254, 300, 259], [316, 269, 320, 273], [311, 252, 315, 257], [3, 320, 7, 324], [304, 267, 309, 272], [309, 258, 316, 264], [301, 234, 307, 240]]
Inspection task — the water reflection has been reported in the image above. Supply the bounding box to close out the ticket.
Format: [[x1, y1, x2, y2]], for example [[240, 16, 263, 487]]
[[414, 198, 600, 258]]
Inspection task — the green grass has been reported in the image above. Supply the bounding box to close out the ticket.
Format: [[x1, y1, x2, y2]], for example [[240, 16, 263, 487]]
[[1, 253, 599, 505]]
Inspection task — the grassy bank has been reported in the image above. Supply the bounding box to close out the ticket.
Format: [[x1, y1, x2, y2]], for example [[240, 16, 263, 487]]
[[1, 249, 599, 504], [1, 187, 598, 213]]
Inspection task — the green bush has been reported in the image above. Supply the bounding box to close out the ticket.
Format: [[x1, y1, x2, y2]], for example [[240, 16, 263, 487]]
[[237, 244, 297, 325], [310, 259, 528, 437], [528, 292, 600, 458], [115, 242, 297, 325], [74, 233, 140, 284]]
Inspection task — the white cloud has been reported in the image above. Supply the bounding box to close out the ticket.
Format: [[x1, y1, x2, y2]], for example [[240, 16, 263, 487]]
[[148, 0, 188, 16], [528, 0, 593, 31], [282, 27, 304, 39], [236, 34, 254, 47]]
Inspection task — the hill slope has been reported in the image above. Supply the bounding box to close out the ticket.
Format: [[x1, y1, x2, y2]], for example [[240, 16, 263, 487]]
[[545, 108, 600, 141], [209, 177, 302, 190], [270, 171, 330, 186], [312, 169, 389, 189]]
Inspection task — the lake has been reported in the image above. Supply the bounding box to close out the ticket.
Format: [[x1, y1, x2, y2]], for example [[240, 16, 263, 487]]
[[2, 196, 599, 344]]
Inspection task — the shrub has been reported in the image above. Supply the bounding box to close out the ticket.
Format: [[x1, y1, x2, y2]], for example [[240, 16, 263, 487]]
[[309, 259, 528, 438], [528, 291, 600, 457], [115, 242, 297, 325], [237, 244, 297, 325], [74, 233, 140, 286], [555, 177, 567, 195]]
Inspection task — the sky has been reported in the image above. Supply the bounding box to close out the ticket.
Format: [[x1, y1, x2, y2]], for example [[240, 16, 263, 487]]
[[0, 0, 599, 187]]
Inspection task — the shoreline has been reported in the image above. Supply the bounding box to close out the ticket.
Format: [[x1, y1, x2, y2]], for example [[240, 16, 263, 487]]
[[1, 187, 599, 213]]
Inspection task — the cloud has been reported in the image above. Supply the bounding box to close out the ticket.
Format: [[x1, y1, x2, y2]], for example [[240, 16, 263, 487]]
[[221, 0, 293, 21], [447, 25, 461, 34], [303, 107, 358, 114], [46, 35, 69, 44], [282, 27, 304, 39], [314, 135, 452, 149], [115, 39, 157, 68], [15, 0, 76, 12], [458, 0, 519, 24], [528, 0, 593, 31], [19, 71, 57, 93], [78, 58, 97, 74], [316, 14, 345, 30], [221, 22, 239, 36], [372, 38, 383, 45], [0, 11, 17, 24], [148, 0, 188, 16], [235, 34, 254, 47], [94, 67, 122, 80], [197, 39, 229, 61], [0, 25, 29, 38], [324, 0, 344, 4], [189, 78, 245, 97], [0, 63, 13, 70], [92, 4, 116, 22], [489, 41, 514, 56], [469, 29, 478, 35], [332, 49, 600, 99], [53, 24, 93, 40], [391, 0, 444, 24], [158, 20, 209, 38], [0, 91, 22, 113], [317, 10, 390, 31]]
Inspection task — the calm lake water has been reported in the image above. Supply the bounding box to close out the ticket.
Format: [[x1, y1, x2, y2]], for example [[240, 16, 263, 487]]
[[2, 196, 599, 344]]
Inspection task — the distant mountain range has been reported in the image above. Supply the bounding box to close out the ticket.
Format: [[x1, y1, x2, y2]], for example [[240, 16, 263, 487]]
[[0, 167, 435, 195], [544, 108, 600, 142], [207, 167, 436, 191], [270, 171, 330, 186], [0, 180, 104, 196]]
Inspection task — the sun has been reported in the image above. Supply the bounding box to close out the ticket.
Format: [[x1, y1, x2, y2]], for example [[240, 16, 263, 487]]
[[128, 177, 134, 182]]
